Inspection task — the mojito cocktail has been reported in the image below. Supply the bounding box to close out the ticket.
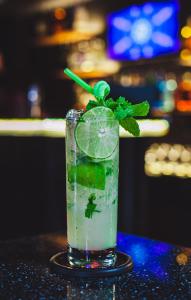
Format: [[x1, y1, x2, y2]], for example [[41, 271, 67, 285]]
[[64, 68, 149, 269], [66, 107, 119, 267]]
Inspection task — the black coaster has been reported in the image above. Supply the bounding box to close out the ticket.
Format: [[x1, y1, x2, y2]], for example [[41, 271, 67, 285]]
[[49, 251, 133, 278]]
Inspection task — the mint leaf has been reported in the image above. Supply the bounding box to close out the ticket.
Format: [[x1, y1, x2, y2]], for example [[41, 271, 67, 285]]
[[106, 167, 113, 176], [129, 101, 150, 117], [114, 105, 129, 120], [112, 199, 116, 204], [114, 103, 134, 120], [116, 96, 129, 109], [86, 100, 98, 111], [114, 101, 150, 120], [105, 98, 118, 110], [88, 193, 96, 201], [120, 117, 140, 137], [85, 194, 101, 219], [85, 202, 97, 218]]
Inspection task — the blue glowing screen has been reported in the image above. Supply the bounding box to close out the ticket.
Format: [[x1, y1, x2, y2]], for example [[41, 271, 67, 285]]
[[107, 2, 179, 60]]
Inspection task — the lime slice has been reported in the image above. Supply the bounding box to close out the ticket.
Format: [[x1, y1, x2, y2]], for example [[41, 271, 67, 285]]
[[68, 162, 105, 190], [75, 107, 119, 159]]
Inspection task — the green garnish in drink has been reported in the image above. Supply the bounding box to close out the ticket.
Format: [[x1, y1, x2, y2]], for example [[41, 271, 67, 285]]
[[68, 162, 106, 190], [85, 193, 101, 219], [86, 97, 149, 137], [64, 68, 150, 137]]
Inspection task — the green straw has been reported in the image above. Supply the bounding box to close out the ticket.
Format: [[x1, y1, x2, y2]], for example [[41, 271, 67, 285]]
[[64, 68, 93, 94]]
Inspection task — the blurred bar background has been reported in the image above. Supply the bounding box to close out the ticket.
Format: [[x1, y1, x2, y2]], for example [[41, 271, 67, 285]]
[[0, 0, 191, 247]]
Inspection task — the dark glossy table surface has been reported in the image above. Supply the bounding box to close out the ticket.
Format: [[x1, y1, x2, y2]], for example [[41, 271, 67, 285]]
[[0, 232, 191, 300]]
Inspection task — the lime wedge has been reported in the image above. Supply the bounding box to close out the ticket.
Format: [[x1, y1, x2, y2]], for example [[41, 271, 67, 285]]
[[75, 107, 119, 159], [68, 162, 105, 190]]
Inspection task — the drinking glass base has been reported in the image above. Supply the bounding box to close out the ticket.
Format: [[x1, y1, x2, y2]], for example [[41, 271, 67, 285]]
[[68, 246, 116, 268], [49, 250, 133, 278]]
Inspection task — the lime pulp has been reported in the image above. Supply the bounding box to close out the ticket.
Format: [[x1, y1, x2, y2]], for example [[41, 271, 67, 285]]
[[75, 107, 119, 159]]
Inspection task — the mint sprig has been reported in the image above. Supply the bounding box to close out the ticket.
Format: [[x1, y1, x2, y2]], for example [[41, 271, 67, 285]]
[[86, 94, 150, 137], [86, 100, 98, 111], [85, 193, 101, 219]]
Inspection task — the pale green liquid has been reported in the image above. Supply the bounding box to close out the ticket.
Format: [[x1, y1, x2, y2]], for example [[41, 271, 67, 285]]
[[66, 112, 119, 251]]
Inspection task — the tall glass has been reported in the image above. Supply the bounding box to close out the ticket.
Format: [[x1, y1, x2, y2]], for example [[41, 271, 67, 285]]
[[66, 109, 119, 268]]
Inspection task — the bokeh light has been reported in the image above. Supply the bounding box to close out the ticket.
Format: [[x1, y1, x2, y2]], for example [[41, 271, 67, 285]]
[[180, 49, 191, 61], [145, 143, 191, 178], [54, 8, 66, 21], [181, 26, 191, 39], [166, 79, 177, 91]]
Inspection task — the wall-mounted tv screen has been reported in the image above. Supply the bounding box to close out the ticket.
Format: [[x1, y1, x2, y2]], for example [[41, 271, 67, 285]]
[[107, 2, 179, 61]]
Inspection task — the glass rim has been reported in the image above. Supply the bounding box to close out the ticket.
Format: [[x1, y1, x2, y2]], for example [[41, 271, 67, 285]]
[[80, 117, 119, 122], [66, 115, 119, 123], [66, 109, 119, 123]]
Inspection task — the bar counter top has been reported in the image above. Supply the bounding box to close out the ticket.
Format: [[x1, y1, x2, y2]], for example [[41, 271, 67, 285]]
[[0, 232, 191, 299]]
